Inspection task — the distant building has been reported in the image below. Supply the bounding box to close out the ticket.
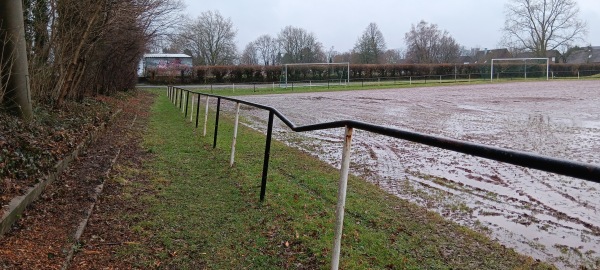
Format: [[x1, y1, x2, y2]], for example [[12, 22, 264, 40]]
[[473, 48, 512, 64], [565, 46, 600, 64], [515, 50, 561, 63], [456, 56, 474, 64], [138, 53, 193, 77]]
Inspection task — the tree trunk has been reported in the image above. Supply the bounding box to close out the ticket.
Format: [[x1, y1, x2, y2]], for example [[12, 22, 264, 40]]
[[0, 0, 33, 120]]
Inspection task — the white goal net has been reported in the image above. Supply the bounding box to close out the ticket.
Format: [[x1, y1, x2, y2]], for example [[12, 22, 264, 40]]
[[491, 58, 549, 81]]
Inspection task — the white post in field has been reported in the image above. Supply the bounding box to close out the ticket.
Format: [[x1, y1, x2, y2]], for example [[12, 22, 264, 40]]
[[203, 96, 210, 136], [331, 126, 353, 270], [230, 103, 241, 167], [190, 94, 195, 122]]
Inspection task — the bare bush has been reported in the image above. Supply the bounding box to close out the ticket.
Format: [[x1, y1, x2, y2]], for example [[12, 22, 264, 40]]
[[21, 0, 183, 105], [0, 32, 16, 103]]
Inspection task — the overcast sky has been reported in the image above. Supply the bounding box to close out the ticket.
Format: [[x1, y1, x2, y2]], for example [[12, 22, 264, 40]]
[[181, 0, 600, 53]]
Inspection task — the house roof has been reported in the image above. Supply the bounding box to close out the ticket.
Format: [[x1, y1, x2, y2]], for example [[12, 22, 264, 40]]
[[565, 46, 600, 64], [516, 50, 560, 58], [474, 49, 512, 63], [456, 56, 473, 64], [144, 53, 192, 58]]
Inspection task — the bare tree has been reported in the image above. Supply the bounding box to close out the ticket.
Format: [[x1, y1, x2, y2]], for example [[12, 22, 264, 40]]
[[333, 51, 353, 63], [383, 48, 404, 64], [21, 0, 183, 104], [23, 0, 50, 63], [240, 42, 259, 65], [354, 22, 387, 64], [326, 46, 338, 63], [0, 0, 33, 119], [178, 10, 237, 66], [404, 20, 461, 64], [254, 34, 279, 65], [502, 0, 587, 56], [278, 26, 324, 63], [0, 31, 16, 105]]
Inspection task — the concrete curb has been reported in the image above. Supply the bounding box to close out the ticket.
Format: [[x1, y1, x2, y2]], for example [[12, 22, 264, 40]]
[[61, 148, 121, 270], [0, 109, 122, 237]]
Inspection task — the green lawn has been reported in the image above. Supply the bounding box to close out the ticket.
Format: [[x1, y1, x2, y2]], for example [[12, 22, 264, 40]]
[[121, 89, 554, 269], [185, 76, 599, 97]]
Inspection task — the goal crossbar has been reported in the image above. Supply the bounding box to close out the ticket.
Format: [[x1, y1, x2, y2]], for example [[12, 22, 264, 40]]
[[283, 62, 350, 88], [491, 58, 549, 81]]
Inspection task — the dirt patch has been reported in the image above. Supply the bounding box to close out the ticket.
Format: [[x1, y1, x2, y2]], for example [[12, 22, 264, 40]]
[[0, 91, 155, 269]]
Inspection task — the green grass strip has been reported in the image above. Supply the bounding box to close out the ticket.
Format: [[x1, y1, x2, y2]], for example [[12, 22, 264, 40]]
[[127, 89, 554, 269], [189, 76, 599, 97]]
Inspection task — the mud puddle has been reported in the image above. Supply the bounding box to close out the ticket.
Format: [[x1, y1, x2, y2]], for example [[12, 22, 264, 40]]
[[226, 81, 600, 269]]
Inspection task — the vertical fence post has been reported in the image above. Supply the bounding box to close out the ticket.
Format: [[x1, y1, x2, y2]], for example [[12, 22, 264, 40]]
[[195, 93, 201, 128], [230, 103, 241, 167], [184, 91, 190, 117], [203, 96, 210, 136], [174, 87, 178, 105], [331, 126, 354, 270], [179, 89, 183, 111], [213, 98, 221, 148], [189, 93, 195, 122], [259, 111, 274, 202]]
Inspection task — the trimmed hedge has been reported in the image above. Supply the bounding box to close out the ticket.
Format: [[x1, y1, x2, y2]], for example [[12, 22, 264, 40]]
[[144, 63, 600, 84]]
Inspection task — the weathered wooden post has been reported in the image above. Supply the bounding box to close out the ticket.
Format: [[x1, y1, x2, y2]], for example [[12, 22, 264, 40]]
[[203, 96, 210, 136], [331, 126, 353, 270], [230, 103, 241, 167]]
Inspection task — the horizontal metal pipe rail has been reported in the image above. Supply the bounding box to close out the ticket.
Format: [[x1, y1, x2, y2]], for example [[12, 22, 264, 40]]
[[167, 85, 600, 270], [169, 85, 600, 183]]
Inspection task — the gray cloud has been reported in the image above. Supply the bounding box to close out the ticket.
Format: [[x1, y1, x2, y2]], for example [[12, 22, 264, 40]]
[[182, 0, 600, 53]]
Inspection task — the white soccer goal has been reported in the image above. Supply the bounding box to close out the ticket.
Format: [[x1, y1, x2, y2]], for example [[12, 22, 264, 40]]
[[491, 58, 549, 81], [282, 62, 350, 88]]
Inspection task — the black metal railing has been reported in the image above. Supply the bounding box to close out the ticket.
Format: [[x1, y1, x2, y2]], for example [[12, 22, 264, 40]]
[[167, 85, 600, 269], [184, 84, 600, 181], [168, 85, 599, 191]]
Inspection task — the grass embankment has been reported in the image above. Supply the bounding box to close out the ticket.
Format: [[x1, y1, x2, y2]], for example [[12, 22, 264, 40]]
[[122, 90, 553, 269]]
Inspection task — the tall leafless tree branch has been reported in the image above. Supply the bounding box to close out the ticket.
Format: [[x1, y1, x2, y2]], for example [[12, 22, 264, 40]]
[[502, 0, 587, 56], [354, 22, 387, 64]]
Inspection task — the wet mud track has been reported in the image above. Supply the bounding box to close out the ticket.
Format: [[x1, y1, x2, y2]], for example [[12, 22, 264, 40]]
[[233, 81, 600, 269]]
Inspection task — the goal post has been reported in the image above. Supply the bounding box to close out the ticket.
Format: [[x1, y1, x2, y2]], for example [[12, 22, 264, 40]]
[[491, 58, 549, 81], [283, 62, 350, 88]]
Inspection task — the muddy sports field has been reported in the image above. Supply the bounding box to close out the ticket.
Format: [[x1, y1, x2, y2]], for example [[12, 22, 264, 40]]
[[222, 80, 600, 268]]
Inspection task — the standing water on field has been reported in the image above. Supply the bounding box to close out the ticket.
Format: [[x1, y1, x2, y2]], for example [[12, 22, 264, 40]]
[[233, 81, 600, 269]]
